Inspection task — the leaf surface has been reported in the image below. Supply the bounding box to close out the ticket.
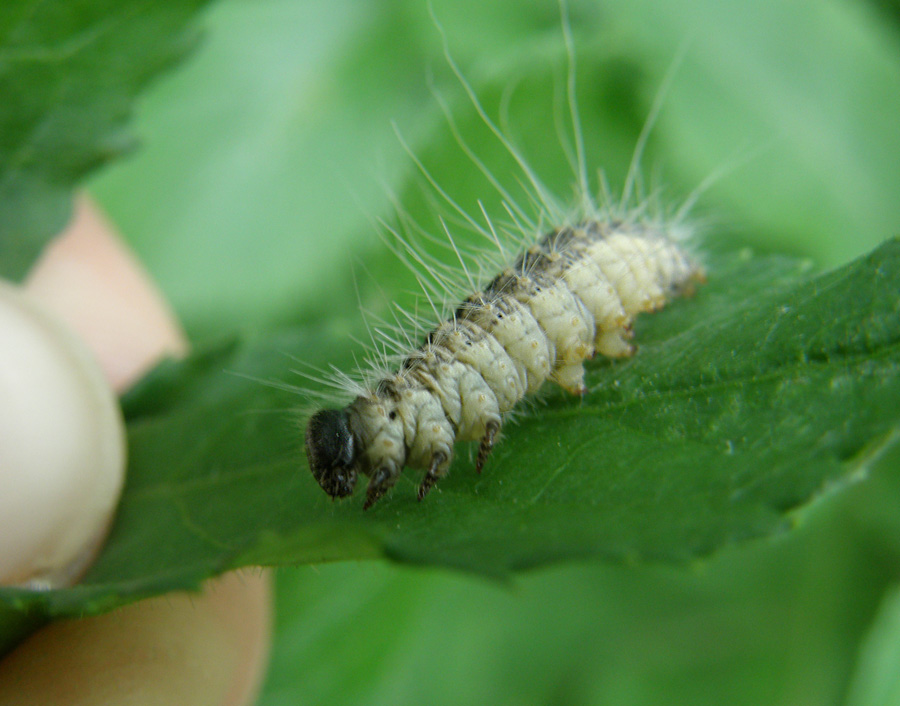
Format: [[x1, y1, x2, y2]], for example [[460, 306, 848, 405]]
[[2, 239, 897, 625]]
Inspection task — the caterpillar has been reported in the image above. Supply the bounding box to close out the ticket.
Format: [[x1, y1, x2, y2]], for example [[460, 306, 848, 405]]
[[303, 8, 706, 510]]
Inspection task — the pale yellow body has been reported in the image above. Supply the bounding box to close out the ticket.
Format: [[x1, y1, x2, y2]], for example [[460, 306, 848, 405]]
[[344, 222, 703, 500]]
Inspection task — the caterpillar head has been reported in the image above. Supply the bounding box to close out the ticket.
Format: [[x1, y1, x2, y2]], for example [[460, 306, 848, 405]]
[[305, 408, 358, 498]]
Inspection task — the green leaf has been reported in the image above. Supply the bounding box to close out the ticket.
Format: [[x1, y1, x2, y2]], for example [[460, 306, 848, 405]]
[[260, 495, 897, 706], [0, 0, 211, 280], [1, 238, 898, 630], [846, 585, 900, 706]]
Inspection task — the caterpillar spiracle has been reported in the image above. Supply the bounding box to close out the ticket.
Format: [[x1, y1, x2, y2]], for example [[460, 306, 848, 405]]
[[304, 14, 706, 510]]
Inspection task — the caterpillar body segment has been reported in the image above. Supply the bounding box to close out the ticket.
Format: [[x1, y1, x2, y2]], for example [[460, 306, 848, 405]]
[[304, 220, 704, 509]]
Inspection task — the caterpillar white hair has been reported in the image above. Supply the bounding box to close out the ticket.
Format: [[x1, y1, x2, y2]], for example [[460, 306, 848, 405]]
[[304, 4, 706, 509]]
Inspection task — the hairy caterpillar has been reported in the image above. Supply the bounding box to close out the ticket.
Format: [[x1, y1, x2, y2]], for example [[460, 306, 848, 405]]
[[304, 8, 706, 510]]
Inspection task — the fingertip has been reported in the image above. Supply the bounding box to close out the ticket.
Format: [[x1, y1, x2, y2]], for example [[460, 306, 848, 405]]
[[0, 283, 126, 587], [24, 196, 188, 392], [0, 571, 273, 706]]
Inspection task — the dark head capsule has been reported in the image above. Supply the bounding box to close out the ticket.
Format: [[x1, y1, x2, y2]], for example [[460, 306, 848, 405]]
[[305, 409, 358, 498]]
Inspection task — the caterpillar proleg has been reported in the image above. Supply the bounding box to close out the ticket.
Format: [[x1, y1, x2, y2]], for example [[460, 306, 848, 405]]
[[304, 6, 706, 509]]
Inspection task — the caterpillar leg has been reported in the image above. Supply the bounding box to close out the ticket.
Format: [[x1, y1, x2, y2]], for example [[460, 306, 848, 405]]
[[551, 363, 588, 396], [475, 419, 501, 474], [363, 466, 400, 510], [418, 451, 450, 501], [595, 329, 635, 358]]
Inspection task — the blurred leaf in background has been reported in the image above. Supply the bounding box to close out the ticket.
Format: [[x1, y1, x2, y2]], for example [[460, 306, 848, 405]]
[[846, 584, 900, 706], [88, 0, 900, 338], [87, 0, 900, 702], [0, 0, 212, 280], [3, 0, 899, 702]]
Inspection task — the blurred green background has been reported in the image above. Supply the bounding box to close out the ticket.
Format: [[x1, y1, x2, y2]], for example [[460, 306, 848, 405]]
[[87, 0, 900, 703]]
